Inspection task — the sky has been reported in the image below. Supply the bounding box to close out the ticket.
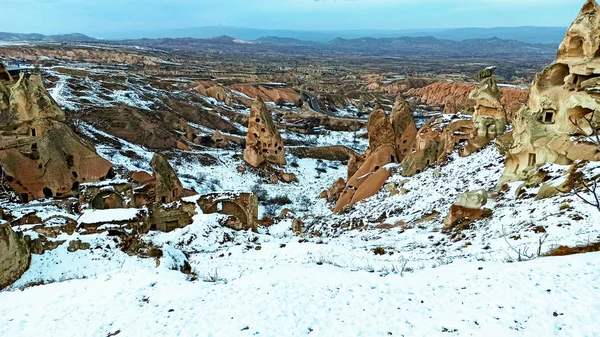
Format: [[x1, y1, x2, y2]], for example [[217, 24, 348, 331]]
[[0, 0, 586, 36]]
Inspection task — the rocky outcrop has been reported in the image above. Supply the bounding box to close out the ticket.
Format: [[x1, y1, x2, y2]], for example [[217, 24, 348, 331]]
[[1, 223, 31, 290], [498, 0, 600, 183], [401, 116, 476, 176], [0, 63, 12, 85], [0, 46, 161, 66], [320, 177, 346, 203], [390, 97, 418, 159], [150, 153, 184, 204], [405, 81, 529, 118], [444, 190, 492, 231], [334, 100, 417, 212], [0, 70, 114, 202], [243, 98, 286, 167], [469, 67, 507, 138], [231, 84, 300, 104]]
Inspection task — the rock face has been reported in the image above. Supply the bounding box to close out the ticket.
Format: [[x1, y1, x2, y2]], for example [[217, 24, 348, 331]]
[[405, 81, 529, 118], [243, 98, 286, 167], [498, 0, 600, 183], [0, 63, 13, 84], [469, 67, 508, 139], [334, 99, 417, 212], [401, 115, 476, 176], [390, 97, 418, 159], [0, 223, 31, 290], [150, 153, 184, 204], [0, 69, 114, 202]]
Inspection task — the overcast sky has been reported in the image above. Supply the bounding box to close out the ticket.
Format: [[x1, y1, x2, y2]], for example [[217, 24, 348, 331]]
[[0, 0, 585, 35]]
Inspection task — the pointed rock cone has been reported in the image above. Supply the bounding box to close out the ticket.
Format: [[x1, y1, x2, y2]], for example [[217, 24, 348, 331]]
[[243, 98, 286, 167], [390, 96, 418, 161], [151, 153, 184, 203]]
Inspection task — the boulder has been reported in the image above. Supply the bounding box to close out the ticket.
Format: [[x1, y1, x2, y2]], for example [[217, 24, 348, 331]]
[[0, 224, 31, 290], [443, 205, 493, 232], [455, 190, 488, 209], [67, 239, 91, 253]]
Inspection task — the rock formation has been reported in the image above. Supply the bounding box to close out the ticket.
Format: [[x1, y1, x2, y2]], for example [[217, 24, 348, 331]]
[[0, 223, 31, 290], [150, 153, 184, 204], [0, 68, 114, 202], [334, 99, 417, 212], [401, 115, 476, 176], [243, 98, 286, 167], [444, 190, 492, 231], [390, 97, 418, 159], [469, 67, 508, 139], [498, 0, 600, 183], [405, 81, 529, 117], [0, 63, 13, 84]]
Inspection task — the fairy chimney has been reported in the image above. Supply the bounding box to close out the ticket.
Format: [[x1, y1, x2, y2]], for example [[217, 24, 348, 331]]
[[243, 97, 286, 167], [150, 153, 184, 203], [390, 96, 418, 161], [498, 0, 600, 183], [0, 72, 114, 202], [468, 67, 507, 138]]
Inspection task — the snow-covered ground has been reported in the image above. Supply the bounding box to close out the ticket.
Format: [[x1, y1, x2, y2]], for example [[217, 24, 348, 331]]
[[2, 215, 599, 337], [2, 59, 600, 337]]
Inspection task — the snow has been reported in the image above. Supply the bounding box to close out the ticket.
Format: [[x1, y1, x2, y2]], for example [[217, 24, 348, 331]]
[[78, 208, 143, 225], [1, 248, 599, 336]]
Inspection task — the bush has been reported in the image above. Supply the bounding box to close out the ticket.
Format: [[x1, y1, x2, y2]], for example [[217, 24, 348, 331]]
[[266, 195, 292, 206], [373, 247, 386, 255]]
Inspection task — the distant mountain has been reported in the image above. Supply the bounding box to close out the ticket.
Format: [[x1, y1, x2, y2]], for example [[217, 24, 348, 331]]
[[0, 32, 97, 42], [92, 26, 567, 45]]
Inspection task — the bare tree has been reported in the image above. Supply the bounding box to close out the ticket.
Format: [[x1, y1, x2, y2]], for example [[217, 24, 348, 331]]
[[569, 109, 600, 150], [573, 177, 600, 212]]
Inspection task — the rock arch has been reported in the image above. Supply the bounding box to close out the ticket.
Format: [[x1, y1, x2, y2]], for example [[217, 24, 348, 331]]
[[206, 200, 249, 225], [91, 190, 125, 210]]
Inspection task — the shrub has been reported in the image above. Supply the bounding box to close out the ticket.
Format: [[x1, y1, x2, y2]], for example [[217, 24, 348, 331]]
[[545, 242, 600, 256], [373, 247, 386, 255], [266, 195, 292, 206]]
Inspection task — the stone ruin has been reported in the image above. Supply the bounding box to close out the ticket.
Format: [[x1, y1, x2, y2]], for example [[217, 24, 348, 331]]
[[498, 0, 600, 183], [243, 97, 286, 167], [198, 192, 259, 232], [0, 63, 114, 202], [333, 98, 417, 213]]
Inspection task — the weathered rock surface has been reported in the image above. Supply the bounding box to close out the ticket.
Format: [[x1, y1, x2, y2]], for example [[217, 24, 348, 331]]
[[150, 153, 184, 204], [0, 224, 31, 290], [0, 68, 114, 201], [498, 0, 600, 183], [405, 81, 529, 117], [401, 116, 476, 176], [455, 190, 488, 209], [469, 67, 508, 139], [334, 102, 417, 212], [243, 98, 286, 167]]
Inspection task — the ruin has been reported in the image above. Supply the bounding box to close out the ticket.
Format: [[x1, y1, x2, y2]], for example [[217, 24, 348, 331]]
[[243, 97, 286, 167], [0, 66, 114, 202], [497, 0, 600, 183], [197, 192, 259, 232]]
